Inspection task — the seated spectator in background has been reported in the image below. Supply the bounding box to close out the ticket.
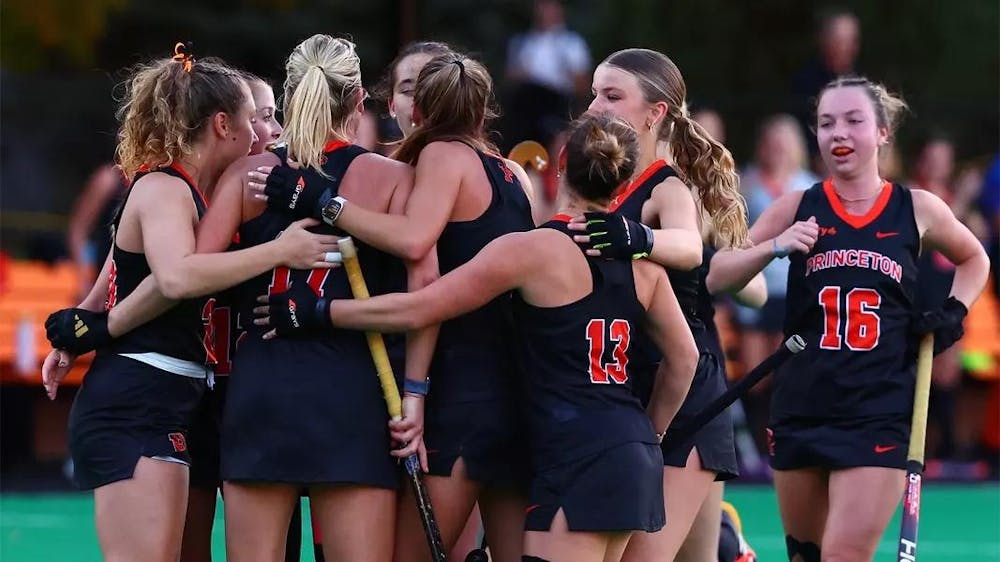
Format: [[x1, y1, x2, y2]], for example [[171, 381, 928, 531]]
[[504, 0, 590, 153], [734, 114, 817, 456]]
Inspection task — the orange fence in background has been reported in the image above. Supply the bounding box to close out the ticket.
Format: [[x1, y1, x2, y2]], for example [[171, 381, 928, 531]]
[[0, 261, 90, 386]]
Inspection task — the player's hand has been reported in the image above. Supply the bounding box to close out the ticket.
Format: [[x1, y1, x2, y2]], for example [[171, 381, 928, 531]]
[[45, 308, 111, 356], [42, 349, 76, 400], [911, 296, 967, 356], [568, 212, 654, 259], [389, 394, 428, 471], [253, 283, 332, 339], [248, 161, 332, 221], [273, 218, 342, 270], [772, 216, 819, 257]]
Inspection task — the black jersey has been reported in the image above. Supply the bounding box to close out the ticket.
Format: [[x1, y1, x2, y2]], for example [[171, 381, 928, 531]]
[[774, 180, 919, 422], [513, 217, 658, 469], [610, 160, 708, 401], [430, 146, 534, 403], [235, 142, 406, 351], [697, 247, 725, 363], [104, 164, 212, 365]]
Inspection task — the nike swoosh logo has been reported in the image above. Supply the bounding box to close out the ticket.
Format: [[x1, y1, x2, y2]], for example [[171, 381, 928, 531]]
[[525, 504, 542, 514], [874, 444, 898, 453], [876, 231, 899, 239]]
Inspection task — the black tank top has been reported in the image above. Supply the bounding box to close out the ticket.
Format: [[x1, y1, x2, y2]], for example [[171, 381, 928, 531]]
[[429, 145, 535, 403], [774, 180, 919, 422], [235, 142, 407, 354], [513, 217, 658, 469], [610, 160, 710, 402], [105, 164, 212, 364], [91, 169, 129, 264]]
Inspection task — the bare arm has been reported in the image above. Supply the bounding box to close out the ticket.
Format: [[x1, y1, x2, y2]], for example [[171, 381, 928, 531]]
[[646, 178, 704, 270], [913, 190, 991, 307], [106, 164, 250, 337], [707, 190, 813, 294], [506, 159, 539, 226], [729, 272, 768, 308], [133, 174, 336, 300], [329, 233, 531, 332], [640, 266, 699, 434], [335, 143, 461, 261]]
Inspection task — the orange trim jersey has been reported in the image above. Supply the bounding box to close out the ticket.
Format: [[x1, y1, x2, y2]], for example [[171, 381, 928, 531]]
[[774, 180, 920, 422]]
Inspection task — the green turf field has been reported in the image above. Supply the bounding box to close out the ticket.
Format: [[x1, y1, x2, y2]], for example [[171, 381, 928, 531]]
[[2, 484, 998, 561]]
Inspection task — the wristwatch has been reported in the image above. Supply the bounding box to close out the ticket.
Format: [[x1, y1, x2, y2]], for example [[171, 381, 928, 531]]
[[320, 195, 347, 226]]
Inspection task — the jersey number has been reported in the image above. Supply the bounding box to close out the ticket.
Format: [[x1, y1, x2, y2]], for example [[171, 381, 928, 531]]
[[203, 305, 246, 375], [818, 286, 881, 351], [268, 267, 330, 297], [586, 319, 631, 384]]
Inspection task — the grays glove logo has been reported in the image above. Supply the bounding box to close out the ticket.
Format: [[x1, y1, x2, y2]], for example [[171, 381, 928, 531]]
[[288, 176, 306, 210], [288, 299, 300, 329]]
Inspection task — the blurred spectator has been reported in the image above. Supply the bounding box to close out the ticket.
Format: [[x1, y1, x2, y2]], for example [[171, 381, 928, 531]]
[[693, 107, 727, 144], [790, 8, 861, 172], [66, 163, 127, 299], [503, 0, 591, 152], [735, 114, 818, 456]]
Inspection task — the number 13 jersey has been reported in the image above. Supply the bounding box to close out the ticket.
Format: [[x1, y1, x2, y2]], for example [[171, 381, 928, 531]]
[[775, 180, 919, 423]]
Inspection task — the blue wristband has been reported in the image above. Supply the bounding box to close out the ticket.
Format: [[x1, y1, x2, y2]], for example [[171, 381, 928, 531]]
[[403, 378, 430, 396]]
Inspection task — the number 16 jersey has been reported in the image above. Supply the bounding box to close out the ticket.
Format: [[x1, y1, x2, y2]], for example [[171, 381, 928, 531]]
[[775, 180, 919, 423]]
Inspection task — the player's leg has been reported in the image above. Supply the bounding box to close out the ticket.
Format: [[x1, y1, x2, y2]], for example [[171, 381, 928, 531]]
[[621, 449, 715, 562], [524, 509, 625, 562], [675, 480, 724, 562], [821, 467, 905, 561], [773, 468, 828, 562], [310, 484, 396, 562], [180, 486, 217, 562], [447, 503, 482, 561], [479, 486, 527, 562], [395, 458, 481, 562], [95, 457, 190, 562], [222, 482, 299, 562]]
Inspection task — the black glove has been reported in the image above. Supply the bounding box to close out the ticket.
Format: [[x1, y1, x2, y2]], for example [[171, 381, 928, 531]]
[[264, 166, 332, 220], [45, 308, 111, 355], [262, 281, 332, 338], [578, 212, 654, 260], [911, 296, 968, 356]]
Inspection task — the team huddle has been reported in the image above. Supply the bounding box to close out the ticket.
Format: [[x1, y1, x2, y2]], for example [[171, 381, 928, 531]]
[[41, 32, 988, 562]]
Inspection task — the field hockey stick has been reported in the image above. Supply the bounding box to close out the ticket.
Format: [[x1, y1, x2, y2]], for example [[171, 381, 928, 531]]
[[661, 334, 806, 452], [508, 140, 550, 172], [898, 334, 934, 562], [339, 237, 447, 562]]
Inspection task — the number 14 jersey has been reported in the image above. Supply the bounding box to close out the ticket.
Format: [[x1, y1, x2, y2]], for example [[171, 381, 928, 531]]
[[775, 180, 919, 423]]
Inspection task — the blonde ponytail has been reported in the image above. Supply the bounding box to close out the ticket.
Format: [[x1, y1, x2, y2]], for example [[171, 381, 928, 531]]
[[281, 34, 362, 173], [671, 115, 749, 248]]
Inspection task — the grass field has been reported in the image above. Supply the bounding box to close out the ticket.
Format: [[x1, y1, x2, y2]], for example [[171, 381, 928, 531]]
[[2, 484, 998, 561]]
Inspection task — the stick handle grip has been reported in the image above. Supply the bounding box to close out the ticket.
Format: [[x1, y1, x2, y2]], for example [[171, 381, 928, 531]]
[[908, 334, 935, 464], [340, 237, 403, 420]]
